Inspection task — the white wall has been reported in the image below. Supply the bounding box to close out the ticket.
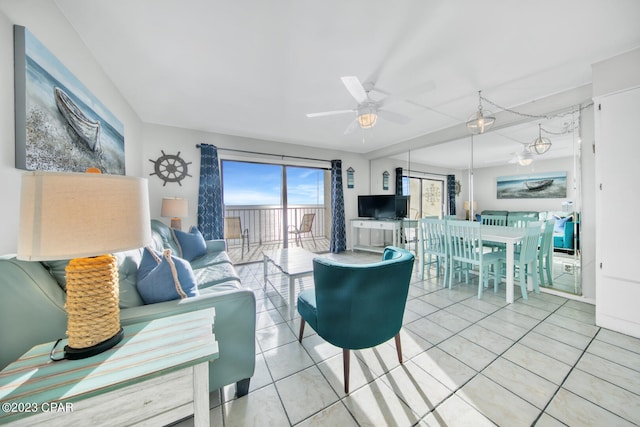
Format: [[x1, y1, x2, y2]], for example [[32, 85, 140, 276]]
[[0, 1, 144, 254], [142, 122, 370, 246]]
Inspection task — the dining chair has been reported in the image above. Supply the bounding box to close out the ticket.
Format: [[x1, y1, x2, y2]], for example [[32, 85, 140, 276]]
[[446, 221, 503, 298], [289, 213, 316, 248], [297, 247, 415, 393], [497, 222, 542, 299], [538, 219, 555, 286], [481, 214, 508, 251], [224, 216, 249, 258], [418, 218, 448, 284]]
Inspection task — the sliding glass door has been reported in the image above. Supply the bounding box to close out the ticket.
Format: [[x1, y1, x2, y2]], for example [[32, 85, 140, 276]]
[[403, 176, 445, 219], [221, 160, 327, 261]]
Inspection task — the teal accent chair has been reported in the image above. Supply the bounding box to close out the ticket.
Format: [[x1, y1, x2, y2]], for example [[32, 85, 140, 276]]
[[297, 247, 415, 393]]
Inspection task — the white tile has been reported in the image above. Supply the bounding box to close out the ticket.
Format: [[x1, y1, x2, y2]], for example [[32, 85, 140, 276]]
[[405, 317, 456, 345], [596, 328, 640, 354], [587, 339, 640, 372], [444, 304, 487, 323], [353, 343, 403, 377], [535, 413, 567, 427], [406, 298, 440, 316], [438, 335, 497, 371], [379, 360, 452, 418], [544, 312, 599, 337], [256, 321, 297, 352], [427, 310, 472, 333], [503, 343, 571, 385], [412, 346, 476, 391], [490, 307, 540, 330], [342, 378, 420, 426], [519, 331, 583, 366], [263, 340, 315, 381], [458, 324, 514, 355], [275, 366, 338, 425], [576, 352, 640, 395], [223, 384, 289, 427], [317, 352, 378, 398], [546, 388, 635, 427], [456, 374, 539, 427], [476, 316, 528, 341], [555, 305, 595, 324], [294, 401, 358, 427], [483, 357, 557, 409], [420, 394, 494, 427], [563, 368, 640, 425], [533, 321, 592, 350], [386, 327, 433, 359], [256, 308, 285, 330], [299, 332, 342, 364]]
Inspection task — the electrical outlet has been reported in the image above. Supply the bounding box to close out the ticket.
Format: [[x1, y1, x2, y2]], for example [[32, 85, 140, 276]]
[[563, 263, 574, 274]]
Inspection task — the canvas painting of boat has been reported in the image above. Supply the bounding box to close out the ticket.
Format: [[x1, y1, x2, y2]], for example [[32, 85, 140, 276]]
[[14, 26, 125, 174], [497, 172, 567, 199]]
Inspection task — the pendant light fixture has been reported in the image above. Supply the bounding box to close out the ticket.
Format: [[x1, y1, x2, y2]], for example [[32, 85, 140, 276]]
[[466, 90, 496, 134], [518, 148, 534, 166], [530, 123, 552, 154]]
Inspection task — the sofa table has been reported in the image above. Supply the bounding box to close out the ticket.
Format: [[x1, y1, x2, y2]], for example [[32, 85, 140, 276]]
[[0, 309, 218, 426]]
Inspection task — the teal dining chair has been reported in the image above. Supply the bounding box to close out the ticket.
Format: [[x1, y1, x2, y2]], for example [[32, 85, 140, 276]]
[[538, 219, 555, 286], [418, 218, 448, 284], [297, 247, 415, 394], [481, 214, 508, 251], [497, 222, 542, 299], [447, 221, 504, 298]]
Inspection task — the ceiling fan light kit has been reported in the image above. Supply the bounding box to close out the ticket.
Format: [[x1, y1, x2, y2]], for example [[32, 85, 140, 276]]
[[518, 149, 534, 166], [357, 107, 377, 129]]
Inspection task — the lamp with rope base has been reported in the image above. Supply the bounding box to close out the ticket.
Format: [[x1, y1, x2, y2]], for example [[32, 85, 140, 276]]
[[18, 171, 151, 360]]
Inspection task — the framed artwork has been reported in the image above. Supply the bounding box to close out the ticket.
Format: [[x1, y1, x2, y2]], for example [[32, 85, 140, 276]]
[[14, 26, 125, 174], [382, 171, 389, 191], [346, 167, 354, 189], [497, 171, 567, 199]]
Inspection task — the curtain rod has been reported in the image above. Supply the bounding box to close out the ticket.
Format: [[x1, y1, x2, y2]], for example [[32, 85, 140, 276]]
[[404, 168, 451, 178], [196, 145, 332, 164]]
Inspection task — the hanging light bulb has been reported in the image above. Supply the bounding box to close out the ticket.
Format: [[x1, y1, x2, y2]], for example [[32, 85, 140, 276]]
[[530, 123, 552, 154], [466, 90, 496, 134]]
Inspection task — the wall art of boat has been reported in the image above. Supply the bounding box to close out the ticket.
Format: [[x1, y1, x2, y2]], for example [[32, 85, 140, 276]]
[[54, 87, 101, 151], [525, 179, 554, 191]]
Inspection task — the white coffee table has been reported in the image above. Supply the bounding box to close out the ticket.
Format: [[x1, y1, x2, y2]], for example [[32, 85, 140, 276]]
[[263, 247, 317, 316]]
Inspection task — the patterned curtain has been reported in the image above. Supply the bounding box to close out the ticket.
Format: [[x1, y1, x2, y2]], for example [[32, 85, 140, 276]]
[[330, 160, 346, 253], [447, 174, 456, 216], [395, 167, 404, 196], [197, 144, 224, 239]]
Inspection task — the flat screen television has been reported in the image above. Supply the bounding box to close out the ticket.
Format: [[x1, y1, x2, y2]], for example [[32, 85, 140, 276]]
[[358, 195, 409, 219]]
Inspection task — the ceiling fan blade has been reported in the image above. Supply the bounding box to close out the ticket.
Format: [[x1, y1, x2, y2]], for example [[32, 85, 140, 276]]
[[378, 109, 411, 125], [344, 119, 359, 135], [306, 109, 354, 118], [341, 76, 368, 103]]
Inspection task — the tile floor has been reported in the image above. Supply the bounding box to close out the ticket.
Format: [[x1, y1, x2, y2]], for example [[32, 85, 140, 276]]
[[175, 252, 640, 427]]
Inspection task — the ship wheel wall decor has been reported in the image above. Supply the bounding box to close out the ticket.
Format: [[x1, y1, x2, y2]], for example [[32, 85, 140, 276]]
[[149, 150, 193, 186]]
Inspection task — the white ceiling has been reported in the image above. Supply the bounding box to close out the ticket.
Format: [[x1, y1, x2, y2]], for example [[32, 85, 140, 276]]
[[54, 0, 640, 169]]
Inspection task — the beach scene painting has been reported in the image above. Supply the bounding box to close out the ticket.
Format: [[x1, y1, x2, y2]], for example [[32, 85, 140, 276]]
[[14, 26, 125, 174], [497, 171, 567, 199]]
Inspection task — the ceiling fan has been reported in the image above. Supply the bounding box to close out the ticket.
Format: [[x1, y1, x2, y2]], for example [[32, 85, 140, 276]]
[[508, 142, 534, 166], [306, 76, 413, 135]]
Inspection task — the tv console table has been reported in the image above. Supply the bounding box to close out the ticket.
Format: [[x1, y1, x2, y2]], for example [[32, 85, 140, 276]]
[[350, 218, 402, 253]]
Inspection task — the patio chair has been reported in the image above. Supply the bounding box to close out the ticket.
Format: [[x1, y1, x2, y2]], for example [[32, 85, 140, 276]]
[[297, 247, 415, 393], [289, 213, 316, 248], [224, 216, 249, 258]]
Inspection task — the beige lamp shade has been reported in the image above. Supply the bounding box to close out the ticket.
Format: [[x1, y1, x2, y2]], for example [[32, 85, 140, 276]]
[[463, 201, 478, 211], [17, 172, 151, 261], [161, 197, 188, 218]]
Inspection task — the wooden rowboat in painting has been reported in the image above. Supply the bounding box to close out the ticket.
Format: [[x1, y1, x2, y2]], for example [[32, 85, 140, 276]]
[[54, 87, 101, 151], [525, 179, 554, 191]]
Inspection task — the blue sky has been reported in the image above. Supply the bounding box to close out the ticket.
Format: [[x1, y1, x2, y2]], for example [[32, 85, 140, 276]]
[[222, 161, 324, 206]]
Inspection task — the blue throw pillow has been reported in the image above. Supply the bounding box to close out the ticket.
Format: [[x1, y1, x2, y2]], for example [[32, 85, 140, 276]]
[[553, 215, 572, 234], [170, 226, 207, 261], [137, 247, 198, 304]]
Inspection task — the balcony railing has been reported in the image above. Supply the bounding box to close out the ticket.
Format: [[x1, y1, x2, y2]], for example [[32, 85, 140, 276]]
[[224, 204, 326, 245]]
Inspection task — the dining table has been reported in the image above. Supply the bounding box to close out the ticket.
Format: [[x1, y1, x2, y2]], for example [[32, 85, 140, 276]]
[[481, 224, 528, 304]]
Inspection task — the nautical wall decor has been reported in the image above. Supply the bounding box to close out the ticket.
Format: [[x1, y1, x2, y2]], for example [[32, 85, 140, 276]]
[[149, 150, 192, 186], [14, 26, 125, 174], [497, 171, 567, 199]]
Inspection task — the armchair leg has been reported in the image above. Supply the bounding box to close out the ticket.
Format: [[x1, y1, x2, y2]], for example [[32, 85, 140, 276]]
[[395, 333, 403, 364], [343, 349, 350, 394], [298, 318, 305, 342]]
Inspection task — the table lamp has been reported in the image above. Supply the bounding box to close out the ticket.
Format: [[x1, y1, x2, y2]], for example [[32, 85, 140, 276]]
[[161, 197, 188, 230], [464, 200, 478, 220], [17, 171, 151, 360]]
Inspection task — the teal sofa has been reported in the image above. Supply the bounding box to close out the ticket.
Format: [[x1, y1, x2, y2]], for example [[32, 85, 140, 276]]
[[0, 219, 256, 397]]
